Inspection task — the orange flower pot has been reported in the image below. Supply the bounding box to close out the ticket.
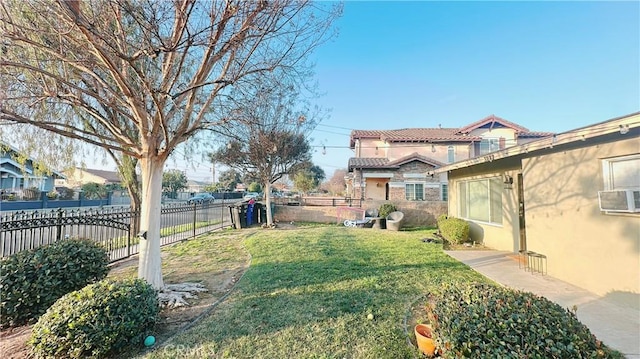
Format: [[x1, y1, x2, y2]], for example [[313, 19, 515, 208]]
[[414, 324, 436, 357]]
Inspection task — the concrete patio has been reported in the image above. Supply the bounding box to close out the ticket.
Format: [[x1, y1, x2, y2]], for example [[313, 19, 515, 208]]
[[445, 250, 640, 359]]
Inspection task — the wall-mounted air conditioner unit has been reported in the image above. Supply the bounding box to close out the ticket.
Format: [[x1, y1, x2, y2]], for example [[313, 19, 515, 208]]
[[598, 189, 640, 213]]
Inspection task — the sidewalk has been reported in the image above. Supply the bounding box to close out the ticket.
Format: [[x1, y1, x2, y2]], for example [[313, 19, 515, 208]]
[[445, 250, 640, 359]]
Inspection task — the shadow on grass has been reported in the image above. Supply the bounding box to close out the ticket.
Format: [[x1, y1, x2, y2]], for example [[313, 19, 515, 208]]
[[157, 227, 480, 347]]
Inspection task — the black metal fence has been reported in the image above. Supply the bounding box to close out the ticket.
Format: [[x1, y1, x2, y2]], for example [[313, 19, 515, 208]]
[[1, 201, 233, 262]]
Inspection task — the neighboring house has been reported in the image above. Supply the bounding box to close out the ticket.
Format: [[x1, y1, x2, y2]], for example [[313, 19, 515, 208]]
[[186, 179, 209, 193], [435, 112, 639, 296], [64, 167, 123, 188], [347, 115, 552, 201], [0, 143, 64, 193]]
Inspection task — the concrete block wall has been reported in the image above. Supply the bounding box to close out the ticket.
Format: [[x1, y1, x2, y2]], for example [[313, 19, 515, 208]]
[[272, 200, 447, 227]]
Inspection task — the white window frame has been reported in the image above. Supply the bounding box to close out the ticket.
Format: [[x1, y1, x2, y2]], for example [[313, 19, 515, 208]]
[[600, 154, 640, 214], [441, 183, 448, 201], [405, 182, 425, 201], [602, 154, 640, 190], [447, 146, 455, 163], [458, 177, 503, 225], [479, 139, 499, 155]]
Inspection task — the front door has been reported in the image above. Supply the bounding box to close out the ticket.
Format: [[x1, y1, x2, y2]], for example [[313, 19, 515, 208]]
[[517, 173, 527, 251]]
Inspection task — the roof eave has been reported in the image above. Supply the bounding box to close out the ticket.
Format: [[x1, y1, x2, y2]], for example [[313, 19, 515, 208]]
[[435, 112, 640, 174]]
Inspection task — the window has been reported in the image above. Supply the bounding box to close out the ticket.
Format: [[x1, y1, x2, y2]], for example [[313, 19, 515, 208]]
[[447, 146, 455, 163], [602, 154, 640, 190], [458, 177, 503, 224], [600, 154, 640, 213], [405, 183, 424, 201], [441, 184, 448, 201], [479, 139, 499, 155]]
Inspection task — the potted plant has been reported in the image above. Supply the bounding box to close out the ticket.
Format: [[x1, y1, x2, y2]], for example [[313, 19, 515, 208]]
[[378, 203, 397, 229], [414, 323, 436, 357]]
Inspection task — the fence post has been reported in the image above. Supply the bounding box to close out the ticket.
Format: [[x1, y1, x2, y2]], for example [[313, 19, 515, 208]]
[[56, 208, 63, 241], [193, 202, 197, 238]]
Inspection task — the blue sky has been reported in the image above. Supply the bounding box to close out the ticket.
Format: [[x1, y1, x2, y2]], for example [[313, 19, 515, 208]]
[[307, 0, 640, 178]]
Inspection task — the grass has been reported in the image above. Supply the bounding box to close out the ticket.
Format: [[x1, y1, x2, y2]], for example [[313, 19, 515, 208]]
[[102, 220, 222, 251], [144, 226, 489, 359]]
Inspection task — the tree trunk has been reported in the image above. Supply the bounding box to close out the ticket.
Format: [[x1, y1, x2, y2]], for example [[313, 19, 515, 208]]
[[137, 156, 165, 290], [265, 181, 274, 225], [129, 190, 141, 236]]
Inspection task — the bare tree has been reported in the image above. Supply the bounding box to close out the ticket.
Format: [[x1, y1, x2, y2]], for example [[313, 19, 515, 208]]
[[323, 168, 347, 196], [0, 0, 341, 295], [209, 71, 319, 226]]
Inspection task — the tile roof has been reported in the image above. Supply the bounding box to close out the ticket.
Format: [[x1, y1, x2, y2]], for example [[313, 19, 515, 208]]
[[78, 168, 122, 183], [350, 128, 481, 147], [348, 153, 443, 170], [518, 131, 554, 138], [348, 157, 390, 170], [388, 152, 445, 167], [457, 114, 530, 134], [349, 115, 551, 148]]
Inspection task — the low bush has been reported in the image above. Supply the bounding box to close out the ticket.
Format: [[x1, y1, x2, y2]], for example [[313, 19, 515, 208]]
[[57, 186, 75, 200], [426, 283, 622, 358], [0, 239, 109, 328], [29, 278, 159, 359], [438, 216, 469, 244], [379, 203, 397, 218], [46, 190, 58, 199]]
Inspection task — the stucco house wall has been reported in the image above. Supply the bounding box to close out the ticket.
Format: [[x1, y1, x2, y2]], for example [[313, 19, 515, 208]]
[[522, 135, 639, 295], [439, 112, 640, 296], [446, 160, 521, 251]]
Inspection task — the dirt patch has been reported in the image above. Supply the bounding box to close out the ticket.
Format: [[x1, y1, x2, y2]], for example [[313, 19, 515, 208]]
[[1, 247, 250, 358]]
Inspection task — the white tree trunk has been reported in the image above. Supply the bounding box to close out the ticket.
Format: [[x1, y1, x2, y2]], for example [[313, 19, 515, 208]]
[[137, 156, 165, 290], [265, 181, 274, 225]]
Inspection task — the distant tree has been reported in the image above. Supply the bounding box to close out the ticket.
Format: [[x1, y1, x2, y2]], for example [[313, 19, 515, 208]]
[[248, 182, 262, 193], [218, 169, 242, 192], [293, 171, 316, 194], [210, 73, 319, 226], [323, 169, 347, 196], [162, 170, 188, 199], [203, 183, 219, 193], [81, 182, 108, 199]]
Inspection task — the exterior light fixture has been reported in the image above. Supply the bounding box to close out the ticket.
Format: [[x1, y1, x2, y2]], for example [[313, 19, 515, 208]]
[[431, 144, 436, 153], [322, 146, 326, 155]]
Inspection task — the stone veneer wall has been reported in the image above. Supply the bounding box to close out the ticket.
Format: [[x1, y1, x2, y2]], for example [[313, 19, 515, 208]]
[[272, 200, 447, 227]]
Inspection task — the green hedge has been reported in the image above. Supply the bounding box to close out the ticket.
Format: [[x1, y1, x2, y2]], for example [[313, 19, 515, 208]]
[[426, 283, 623, 358], [438, 216, 469, 244], [29, 278, 159, 359], [0, 239, 109, 328], [379, 203, 397, 218]]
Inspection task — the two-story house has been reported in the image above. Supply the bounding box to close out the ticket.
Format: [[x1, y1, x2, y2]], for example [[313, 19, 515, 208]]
[[346, 115, 552, 201]]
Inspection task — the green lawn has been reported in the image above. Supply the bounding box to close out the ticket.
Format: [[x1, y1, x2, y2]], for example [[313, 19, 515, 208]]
[[145, 226, 489, 359]]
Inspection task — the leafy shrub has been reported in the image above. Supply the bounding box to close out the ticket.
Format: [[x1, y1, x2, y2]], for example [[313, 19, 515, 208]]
[[426, 283, 623, 358], [0, 239, 109, 328], [379, 203, 397, 218], [436, 214, 448, 228], [438, 216, 469, 244], [29, 278, 159, 359], [56, 186, 75, 200], [46, 190, 58, 199]]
